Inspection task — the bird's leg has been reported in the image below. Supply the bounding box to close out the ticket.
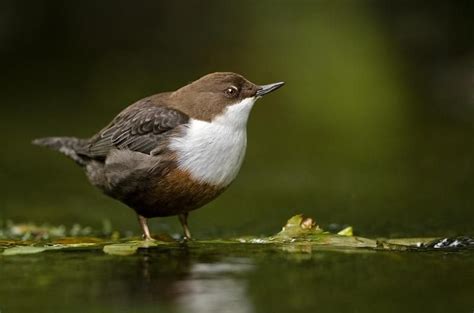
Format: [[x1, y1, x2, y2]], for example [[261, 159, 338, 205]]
[[137, 215, 153, 241], [178, 212, 192, 240]]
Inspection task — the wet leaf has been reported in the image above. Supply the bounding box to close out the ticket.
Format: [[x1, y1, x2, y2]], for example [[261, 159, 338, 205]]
[[271, 214, 325, 241], [2, 246, 57, 256], [1, 214, 473, 256], [0, 239, 27, 248], [103, 240, 159, 256], [337, 226, 353, 236], [52, 237, 106, 245]]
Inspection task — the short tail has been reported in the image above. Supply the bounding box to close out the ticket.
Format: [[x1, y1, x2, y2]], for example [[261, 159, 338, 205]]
[[32, 137, 89, 166]]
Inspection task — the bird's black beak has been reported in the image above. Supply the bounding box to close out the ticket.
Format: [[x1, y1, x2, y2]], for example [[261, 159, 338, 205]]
[[256, 82, 285, 97]]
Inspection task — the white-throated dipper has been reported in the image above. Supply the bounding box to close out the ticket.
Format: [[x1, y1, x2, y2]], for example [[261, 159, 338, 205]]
[[33, 72, 284, 240]]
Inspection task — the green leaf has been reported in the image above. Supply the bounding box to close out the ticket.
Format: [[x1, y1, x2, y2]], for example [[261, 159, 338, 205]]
[[337, 226, 353, 236], [2, 246, 56, 256], [103, 240, 159, 256]]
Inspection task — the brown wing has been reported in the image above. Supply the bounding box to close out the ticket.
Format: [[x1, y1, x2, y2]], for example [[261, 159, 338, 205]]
[[84, 98, 189, 158]]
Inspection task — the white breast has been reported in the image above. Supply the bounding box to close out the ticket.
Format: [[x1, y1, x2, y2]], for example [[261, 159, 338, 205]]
[[169, 97, 256, 186]]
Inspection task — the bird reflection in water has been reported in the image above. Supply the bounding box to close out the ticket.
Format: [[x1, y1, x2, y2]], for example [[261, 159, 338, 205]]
[[120, 247, 255, 313]]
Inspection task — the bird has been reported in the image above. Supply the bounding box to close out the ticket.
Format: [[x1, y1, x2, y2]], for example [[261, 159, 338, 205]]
[[33, 72, 284, 240]]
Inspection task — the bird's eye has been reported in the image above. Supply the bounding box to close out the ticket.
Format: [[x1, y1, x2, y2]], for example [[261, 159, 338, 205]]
[[225, 86, 239, 97]]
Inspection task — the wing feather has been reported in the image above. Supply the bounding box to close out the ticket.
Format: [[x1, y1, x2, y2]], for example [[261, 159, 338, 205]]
[[84, 99, 189, 157]]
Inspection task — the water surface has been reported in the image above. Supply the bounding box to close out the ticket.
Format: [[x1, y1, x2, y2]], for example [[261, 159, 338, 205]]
[[1, 245, 473, 313]]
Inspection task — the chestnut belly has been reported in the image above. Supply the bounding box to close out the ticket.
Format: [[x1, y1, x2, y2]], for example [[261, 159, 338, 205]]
[[115, 167, 226, 218]]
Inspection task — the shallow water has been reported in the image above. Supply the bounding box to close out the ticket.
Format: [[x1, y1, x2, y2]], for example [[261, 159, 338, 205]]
[[1, 1, 474, 312], [1, 245, 473, 313]]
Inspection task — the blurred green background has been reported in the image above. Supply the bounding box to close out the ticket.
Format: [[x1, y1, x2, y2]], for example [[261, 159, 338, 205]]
[[1, 0, 473, 238]]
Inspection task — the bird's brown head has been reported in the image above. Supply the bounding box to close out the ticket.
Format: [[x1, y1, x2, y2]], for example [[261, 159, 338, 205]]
[[169, 72, 284, 122]]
